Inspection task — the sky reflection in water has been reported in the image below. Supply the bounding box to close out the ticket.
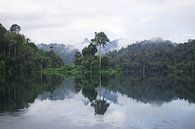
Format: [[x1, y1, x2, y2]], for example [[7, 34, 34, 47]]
[[0, 76, 195, 129]]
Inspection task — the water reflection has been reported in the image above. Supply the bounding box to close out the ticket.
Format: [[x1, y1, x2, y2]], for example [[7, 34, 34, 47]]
[[0, 73, 64, 112], [91, 75, 110, 115], [108, 75, 195, 104], [71, 74, 111, 115], [22, 73, 195, 114], [0, 73, 195, 129]]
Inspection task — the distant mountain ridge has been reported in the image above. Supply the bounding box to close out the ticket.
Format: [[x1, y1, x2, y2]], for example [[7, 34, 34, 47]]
[[102, 38, 174, 54], [80, 38, 129, 54], [116, 38, 176, 57], [37, 43, 78, 65], [37, 38, 177, 65], [81, 38, 90, 45]]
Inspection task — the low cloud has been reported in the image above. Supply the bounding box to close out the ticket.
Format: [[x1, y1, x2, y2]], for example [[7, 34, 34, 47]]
[[0, 0, 195, 47]]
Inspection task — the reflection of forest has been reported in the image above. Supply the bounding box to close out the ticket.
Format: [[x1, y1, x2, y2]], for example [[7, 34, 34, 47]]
[[74, 74, 110, 115], [73, 73, 195, 114], [37, 78, 75, 101], [0, 73, 64, 112], [1, 72, 194, 114], [108, 75, 195, 104]]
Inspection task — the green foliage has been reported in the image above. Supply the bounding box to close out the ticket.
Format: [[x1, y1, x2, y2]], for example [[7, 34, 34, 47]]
[[74, 32, 111, 73], [106, 39, 195, 76], [0, 60, 5, 74], [91, 32, 110, 47], [74, 51, 82, 65], [0, 60, 6, 83], [82, 43, 97, 56], [74, 42, 99, 71], [0, 23, 63, 75], [37, 43, 78, 65]]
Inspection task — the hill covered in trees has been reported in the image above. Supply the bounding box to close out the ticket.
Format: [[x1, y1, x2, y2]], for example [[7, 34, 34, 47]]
[[106, 39, 195, 76], [1, 22, 194, 78], [0, 23, 63, 77], [37, 43, 78, 65]]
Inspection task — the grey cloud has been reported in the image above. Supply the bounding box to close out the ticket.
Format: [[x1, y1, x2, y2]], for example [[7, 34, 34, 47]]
[[0, 0, 194, 46]]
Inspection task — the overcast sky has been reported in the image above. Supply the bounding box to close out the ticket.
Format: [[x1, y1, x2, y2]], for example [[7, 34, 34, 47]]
[[0, 0, 195, 47]]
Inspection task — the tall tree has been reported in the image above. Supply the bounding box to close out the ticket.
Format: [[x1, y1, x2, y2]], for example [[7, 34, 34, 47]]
[[91, 32, 110, 69]]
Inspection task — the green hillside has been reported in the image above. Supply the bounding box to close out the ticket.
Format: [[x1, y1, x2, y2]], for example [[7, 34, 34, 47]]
[[0, 23, 63, 77]]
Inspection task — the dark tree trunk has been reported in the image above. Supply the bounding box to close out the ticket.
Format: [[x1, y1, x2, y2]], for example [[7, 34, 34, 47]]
[[14, 45, 17, 58]]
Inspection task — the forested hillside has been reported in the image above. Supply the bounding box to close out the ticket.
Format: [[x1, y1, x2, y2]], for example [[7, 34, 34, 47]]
[[106, 39, 195, 76], [37, 43, 78, 65], [0, 23, 63, 76]]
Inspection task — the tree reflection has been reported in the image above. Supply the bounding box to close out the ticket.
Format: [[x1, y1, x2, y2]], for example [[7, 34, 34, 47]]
[[74, 73, 110, 115], [74, 72, 195, 109], [108, 74, 195, 104], [0, 73, 64, 112], [91, 98, 109, 115], [3, 71, 193, 114], [82, 86, 97, 102], [91, 75, 110, 115]]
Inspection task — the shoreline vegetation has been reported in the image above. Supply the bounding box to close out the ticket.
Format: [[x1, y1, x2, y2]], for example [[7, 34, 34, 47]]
[[42, 66, 116, 77], [1, 23, 195, 80]]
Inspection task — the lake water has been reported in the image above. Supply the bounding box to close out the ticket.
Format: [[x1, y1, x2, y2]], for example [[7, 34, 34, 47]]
[[0, 74, 195, 129]]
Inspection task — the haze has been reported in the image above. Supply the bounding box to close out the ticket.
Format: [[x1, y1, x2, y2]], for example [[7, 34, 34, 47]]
[[0, 0, 195, 48]]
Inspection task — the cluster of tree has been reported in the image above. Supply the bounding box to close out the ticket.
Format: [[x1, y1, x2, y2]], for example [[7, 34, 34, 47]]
[[37, 43, 78, 65], [74, 32, 110, 72], [106, 39, 195, 76], [0, 23, 63, 76]]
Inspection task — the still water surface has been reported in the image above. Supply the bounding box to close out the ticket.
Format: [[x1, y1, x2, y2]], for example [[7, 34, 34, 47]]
[[0, 74, 195, 129]]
